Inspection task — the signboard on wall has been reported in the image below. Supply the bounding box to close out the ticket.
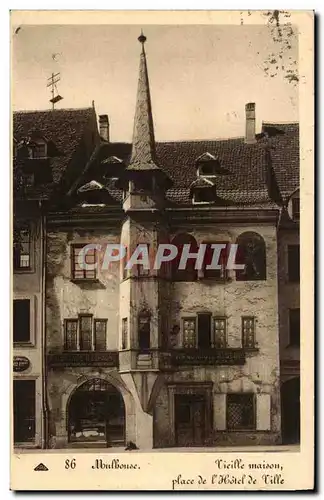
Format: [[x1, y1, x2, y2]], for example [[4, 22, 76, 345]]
[[13, 356, 30, 372]]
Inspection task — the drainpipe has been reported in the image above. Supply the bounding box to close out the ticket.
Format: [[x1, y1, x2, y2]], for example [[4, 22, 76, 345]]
[[40, 200, 49, 448]]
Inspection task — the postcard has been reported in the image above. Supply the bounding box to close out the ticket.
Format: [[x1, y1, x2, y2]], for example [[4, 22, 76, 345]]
[[11, 9, 314, 491]]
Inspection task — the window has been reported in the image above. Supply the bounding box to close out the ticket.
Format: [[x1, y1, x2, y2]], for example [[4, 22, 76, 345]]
[[13, 299, 30, 343], [122, 318, 128, 350], [288, 245, 300, 282], [137, 244, 150, 277], [80, 315, 92, 350], [13, 380, 35, 443], [22, 173, 35, 187], [242, 317, 256, 348], [94, 319, 107, 351], [65, 319, 78, 350], [203, 242, 228, 280], [292, 197, 300, 221], [183, 318, 196, 348], [235, 232, 266, 281], [289, 309, 300, 347], [13, 223, 31, 270], [71, 244, 97, 280], [29, 141, 47, 159], [138, 312, 150, 351], [171, 233, 198, 281], [64, 316, 107, 351], [213, 317, 227, 348], [193, 187, 215, 204], [227, 394, 255, 430], [197, 313, 211, 348]]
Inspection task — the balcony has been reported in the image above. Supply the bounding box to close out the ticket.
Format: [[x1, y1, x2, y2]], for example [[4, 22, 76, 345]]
[[47, 351, 119, 369], [169, 348, 246, 367]]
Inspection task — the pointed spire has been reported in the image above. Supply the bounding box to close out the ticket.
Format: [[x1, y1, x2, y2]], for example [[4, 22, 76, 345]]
[[128, 31, 160, 171]]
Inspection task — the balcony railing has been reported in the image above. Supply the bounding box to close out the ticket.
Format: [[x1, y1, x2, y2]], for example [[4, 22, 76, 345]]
[[170, 348, 246, 367], [47, 348, 246, 369], [47, 351, 119, 368]]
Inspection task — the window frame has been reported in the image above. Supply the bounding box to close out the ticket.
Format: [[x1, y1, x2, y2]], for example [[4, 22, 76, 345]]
[[13, 221, 34, 273], [288, 308, 300, 347], [226, 393, 256, 431], [13, 295, 36, 346], [71, 244, 98, 281], [182, 316, 197, 348], [64, 315, 108, 351], [213, 316, 227, 348], [242, 316, 256, 349], [202, 242, 229, 281]]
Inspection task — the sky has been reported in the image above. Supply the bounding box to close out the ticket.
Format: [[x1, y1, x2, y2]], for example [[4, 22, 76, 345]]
[[11, 23, 298, 142]]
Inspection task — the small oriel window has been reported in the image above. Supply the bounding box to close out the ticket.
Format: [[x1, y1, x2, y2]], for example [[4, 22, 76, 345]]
[[227, 393, 255, 430]]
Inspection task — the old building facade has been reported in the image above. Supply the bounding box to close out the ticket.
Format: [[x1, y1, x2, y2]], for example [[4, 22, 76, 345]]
[[13, 34, 300, 449]]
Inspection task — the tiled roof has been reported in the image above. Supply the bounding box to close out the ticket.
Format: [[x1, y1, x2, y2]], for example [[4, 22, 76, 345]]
[[82, 121, 299, 207], [13, 107, 95, 197], [261, 122, 299, 201]]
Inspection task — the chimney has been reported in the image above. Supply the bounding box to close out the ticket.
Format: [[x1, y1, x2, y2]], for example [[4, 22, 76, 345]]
[[99, 114, 110, 142], [245, 102, 256, 144]]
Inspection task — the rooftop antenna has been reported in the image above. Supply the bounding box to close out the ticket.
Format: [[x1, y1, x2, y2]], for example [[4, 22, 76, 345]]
[[47, 72, 63, 110]]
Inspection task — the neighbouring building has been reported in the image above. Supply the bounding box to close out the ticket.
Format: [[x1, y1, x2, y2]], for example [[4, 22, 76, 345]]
[[12, 107, 99, 448], [13, 33, 300, 449]]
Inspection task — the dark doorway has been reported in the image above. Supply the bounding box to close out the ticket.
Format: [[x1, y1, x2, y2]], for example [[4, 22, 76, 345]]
[[197, 313, 211, 348], [68, 379, 125, 447], [175, 394, 207, 446], [13, 379, 35, 444], [281, 377, 300, 444]]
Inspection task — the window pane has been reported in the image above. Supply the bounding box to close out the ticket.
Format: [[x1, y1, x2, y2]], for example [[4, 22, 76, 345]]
[[213, 317, 227, 348], [227, 394, 255, 430], [65, 320, 78, 350], [13, 299, 30, 342], [183, 318, 196, 348], [80, 315, 92, 350], [242, 317, 255, 348], [292, 198, 300, 220], [94, 320, 107, 351], [72, 245, 97, 280], [14, 225, 31, 270]]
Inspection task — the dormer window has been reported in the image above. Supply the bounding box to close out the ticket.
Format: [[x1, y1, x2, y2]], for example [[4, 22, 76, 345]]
[[28, 139, 47, 159], [198, 161, 220, 177], [193, 188, 215, 204]]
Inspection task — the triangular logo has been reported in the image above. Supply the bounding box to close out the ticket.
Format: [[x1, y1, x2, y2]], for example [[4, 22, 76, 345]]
[[34, 463, 49, 471]]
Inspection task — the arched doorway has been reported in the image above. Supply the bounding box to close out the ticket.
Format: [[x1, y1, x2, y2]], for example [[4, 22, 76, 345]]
[[281, 377, 300, 444], [68, 378, 125, 447]]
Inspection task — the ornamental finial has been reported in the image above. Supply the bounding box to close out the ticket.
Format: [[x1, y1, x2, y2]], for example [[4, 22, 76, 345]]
[[138, 30, 147, 47]]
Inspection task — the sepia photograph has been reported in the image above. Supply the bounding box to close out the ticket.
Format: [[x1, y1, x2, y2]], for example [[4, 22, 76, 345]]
[[10, 10, 314, 491]]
